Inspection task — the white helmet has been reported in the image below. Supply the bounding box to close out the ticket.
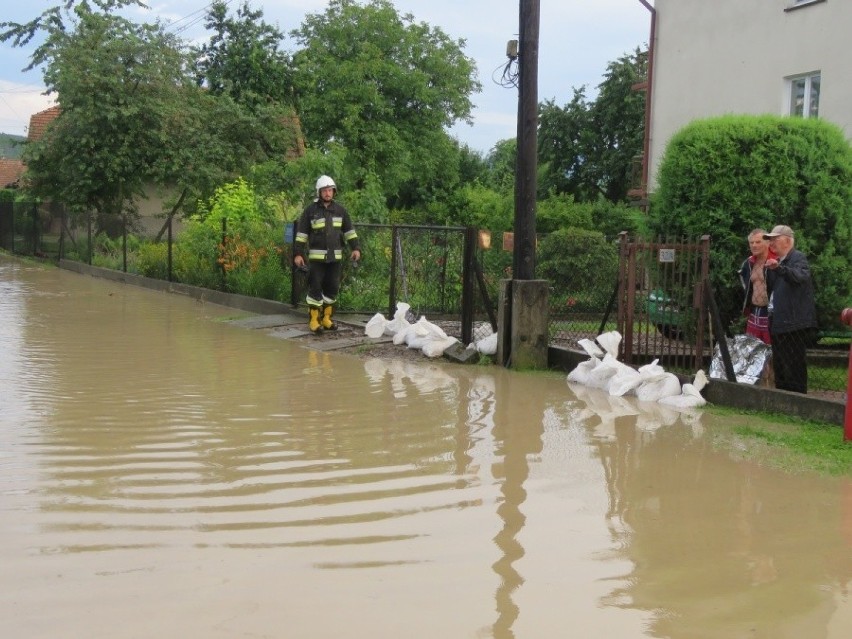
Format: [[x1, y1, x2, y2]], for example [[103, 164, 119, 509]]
[[315, 175, 336, 197]]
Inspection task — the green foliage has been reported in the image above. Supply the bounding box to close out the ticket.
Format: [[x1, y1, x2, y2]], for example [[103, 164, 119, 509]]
[[538, 49, 646, 203], [537, 228, 618, 306], [20, 6, 191, 233], [484, 139, 517, 194], [193, 0, 293, 110], [708, 408, 852, 476], [0, 133, 25, 159], [291, 0, 480, 206], [0, 2, 147, 62], [536, 193, 592, 234], [452, 183, 513, 231], [650, 115, 852, 331], [136, 241, 170, 280], [170, 178, 289, 299], [194, 177, 276, 233]]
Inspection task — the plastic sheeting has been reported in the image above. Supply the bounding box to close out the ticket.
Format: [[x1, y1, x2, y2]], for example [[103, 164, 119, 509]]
[[709, 335, 771, 385]]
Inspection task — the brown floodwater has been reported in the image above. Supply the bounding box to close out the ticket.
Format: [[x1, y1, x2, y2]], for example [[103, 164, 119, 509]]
[[1, 255, 850, 639]]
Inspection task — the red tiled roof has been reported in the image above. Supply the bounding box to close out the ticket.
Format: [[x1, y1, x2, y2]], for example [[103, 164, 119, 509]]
[[0, 158, 25, 188], [27, 105, 61, 142]]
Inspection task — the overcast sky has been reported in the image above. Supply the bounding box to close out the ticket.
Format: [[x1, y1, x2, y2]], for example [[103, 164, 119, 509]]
[[0, 0, 652, 154]]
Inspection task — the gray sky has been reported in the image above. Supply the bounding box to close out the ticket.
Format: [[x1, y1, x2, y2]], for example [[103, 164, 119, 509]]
[[0, 0, 651, 154]]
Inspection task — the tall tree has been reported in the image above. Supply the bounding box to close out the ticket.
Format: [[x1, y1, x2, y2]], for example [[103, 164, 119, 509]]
[[17, 3, 301, 234], [291, 0, 480, 206], [23, 6, 192, 233], [538, 48, 646, 203], [193, 0, 294, 111]]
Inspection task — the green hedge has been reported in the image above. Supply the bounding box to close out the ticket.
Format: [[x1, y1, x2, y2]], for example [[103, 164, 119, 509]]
[[649, 115, 852, 332]]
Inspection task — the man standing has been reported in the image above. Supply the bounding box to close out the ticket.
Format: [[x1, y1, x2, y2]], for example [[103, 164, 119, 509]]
[[294, 175, 361, 333], [739, 228, 775, 344], [764, 225, 817, 393]]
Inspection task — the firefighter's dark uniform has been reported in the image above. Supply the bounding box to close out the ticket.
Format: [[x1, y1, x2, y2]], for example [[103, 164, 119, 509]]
[[294, 199, 359, 331]]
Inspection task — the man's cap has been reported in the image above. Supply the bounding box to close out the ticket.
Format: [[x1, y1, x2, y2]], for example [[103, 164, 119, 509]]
[[763, 225, 794, 239]]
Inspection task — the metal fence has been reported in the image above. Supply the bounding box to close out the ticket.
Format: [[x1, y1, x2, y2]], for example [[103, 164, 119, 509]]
[[0, 199, 63, 259]]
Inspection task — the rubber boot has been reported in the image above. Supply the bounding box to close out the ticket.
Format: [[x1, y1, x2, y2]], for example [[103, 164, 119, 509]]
[[321, 305, 337, 331], [308, 307, 323, 333]]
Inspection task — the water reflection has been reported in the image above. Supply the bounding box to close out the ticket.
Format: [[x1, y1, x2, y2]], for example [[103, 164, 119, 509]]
[[2, 255, 849, 639], [566, 381, 852, 639]]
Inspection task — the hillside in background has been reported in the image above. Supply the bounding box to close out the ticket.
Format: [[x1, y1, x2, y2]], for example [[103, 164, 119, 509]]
[[1, 133, 26, 159]]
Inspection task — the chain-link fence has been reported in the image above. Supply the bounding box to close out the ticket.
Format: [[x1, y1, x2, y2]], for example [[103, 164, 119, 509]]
[[0, 199, 63, 259]]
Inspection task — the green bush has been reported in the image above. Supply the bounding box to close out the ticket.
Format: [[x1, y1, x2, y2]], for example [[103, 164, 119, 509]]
[[537, 227, 618, 310], [649, 115, 852, 331]]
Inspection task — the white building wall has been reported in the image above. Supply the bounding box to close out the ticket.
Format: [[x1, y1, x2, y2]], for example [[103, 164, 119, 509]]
[[648, 0, 852, 190]]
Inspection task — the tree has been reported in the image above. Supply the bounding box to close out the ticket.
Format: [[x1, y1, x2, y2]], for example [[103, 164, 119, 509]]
[[0, 0, 147, 66], [649, 114, 852, 332], [9, 2, 302, 236], [290, 0, 480, 207], [22, 6, 193, 233], [538, 49, 646, 203], [193, 0, 294, 111]]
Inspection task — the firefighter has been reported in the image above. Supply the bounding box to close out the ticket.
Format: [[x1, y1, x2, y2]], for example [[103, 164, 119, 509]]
[[293, 175, 361, 333]]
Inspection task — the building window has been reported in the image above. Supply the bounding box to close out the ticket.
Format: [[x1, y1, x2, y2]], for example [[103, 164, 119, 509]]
[[789, 73, 820, 118]]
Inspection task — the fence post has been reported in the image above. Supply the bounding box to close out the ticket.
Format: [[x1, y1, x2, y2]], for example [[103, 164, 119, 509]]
[[696, 235, 711, 370], [220, 217, 227, 292], [388, 225, 399, 318], [842, 308, 852, 442], [705, 280, 736, 382], [461, 227, 477, 346], [167, 215, 173, 282], [122, 214, 127, 273], [31, 203, 40, 255], [87, 211, 93, 265]]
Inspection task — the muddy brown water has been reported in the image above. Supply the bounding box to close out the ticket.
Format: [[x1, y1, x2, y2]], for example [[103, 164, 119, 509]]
[[1, 256, 850, 639]]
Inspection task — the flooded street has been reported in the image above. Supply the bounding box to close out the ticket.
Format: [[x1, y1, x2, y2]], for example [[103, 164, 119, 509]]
[[1, 255, 850, 639]]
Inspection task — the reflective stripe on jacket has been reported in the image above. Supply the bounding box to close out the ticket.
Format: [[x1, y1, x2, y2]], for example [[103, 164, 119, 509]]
[[294, 200, 359, 262]]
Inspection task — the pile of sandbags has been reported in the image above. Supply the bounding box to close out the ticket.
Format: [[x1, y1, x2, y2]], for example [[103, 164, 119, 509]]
[[364, 302, 458, 358], [567, 331, 708, 408]]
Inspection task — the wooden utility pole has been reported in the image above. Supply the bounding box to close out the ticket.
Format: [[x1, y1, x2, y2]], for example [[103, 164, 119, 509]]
[[513, 0, 540, 281], [498, 0, 548, 370]]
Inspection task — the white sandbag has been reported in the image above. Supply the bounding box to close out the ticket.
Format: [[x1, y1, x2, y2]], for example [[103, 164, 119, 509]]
[[608, 366, 643, 397], [586, 354, 623, 390], [475, 332, 498, 355], [659, 371, 708, 408], [658, 386, 707, 408], [637, 359, 665, 377], [406, 333, 431, 350], [385, 315, 409, 336], [422, 336, 458, 358], [691, 369, 709, 392], [635, 372, 682, 402], [567, 357, 599, 384], [384, 302, 413, 335], [595, 330, 622, 358], [365, 313, 388, 338], [393, 324, 414, 345], [577, 338, 605, 358], [418, 317, 448, 340]]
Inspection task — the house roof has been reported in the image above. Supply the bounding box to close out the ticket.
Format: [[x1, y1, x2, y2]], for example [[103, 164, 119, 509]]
[[0, 157, 25, 188], [27, 105, 61, 142]]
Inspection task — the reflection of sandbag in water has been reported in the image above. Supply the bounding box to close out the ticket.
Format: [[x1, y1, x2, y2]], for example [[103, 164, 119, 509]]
[[709, 335, 772, 385]]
